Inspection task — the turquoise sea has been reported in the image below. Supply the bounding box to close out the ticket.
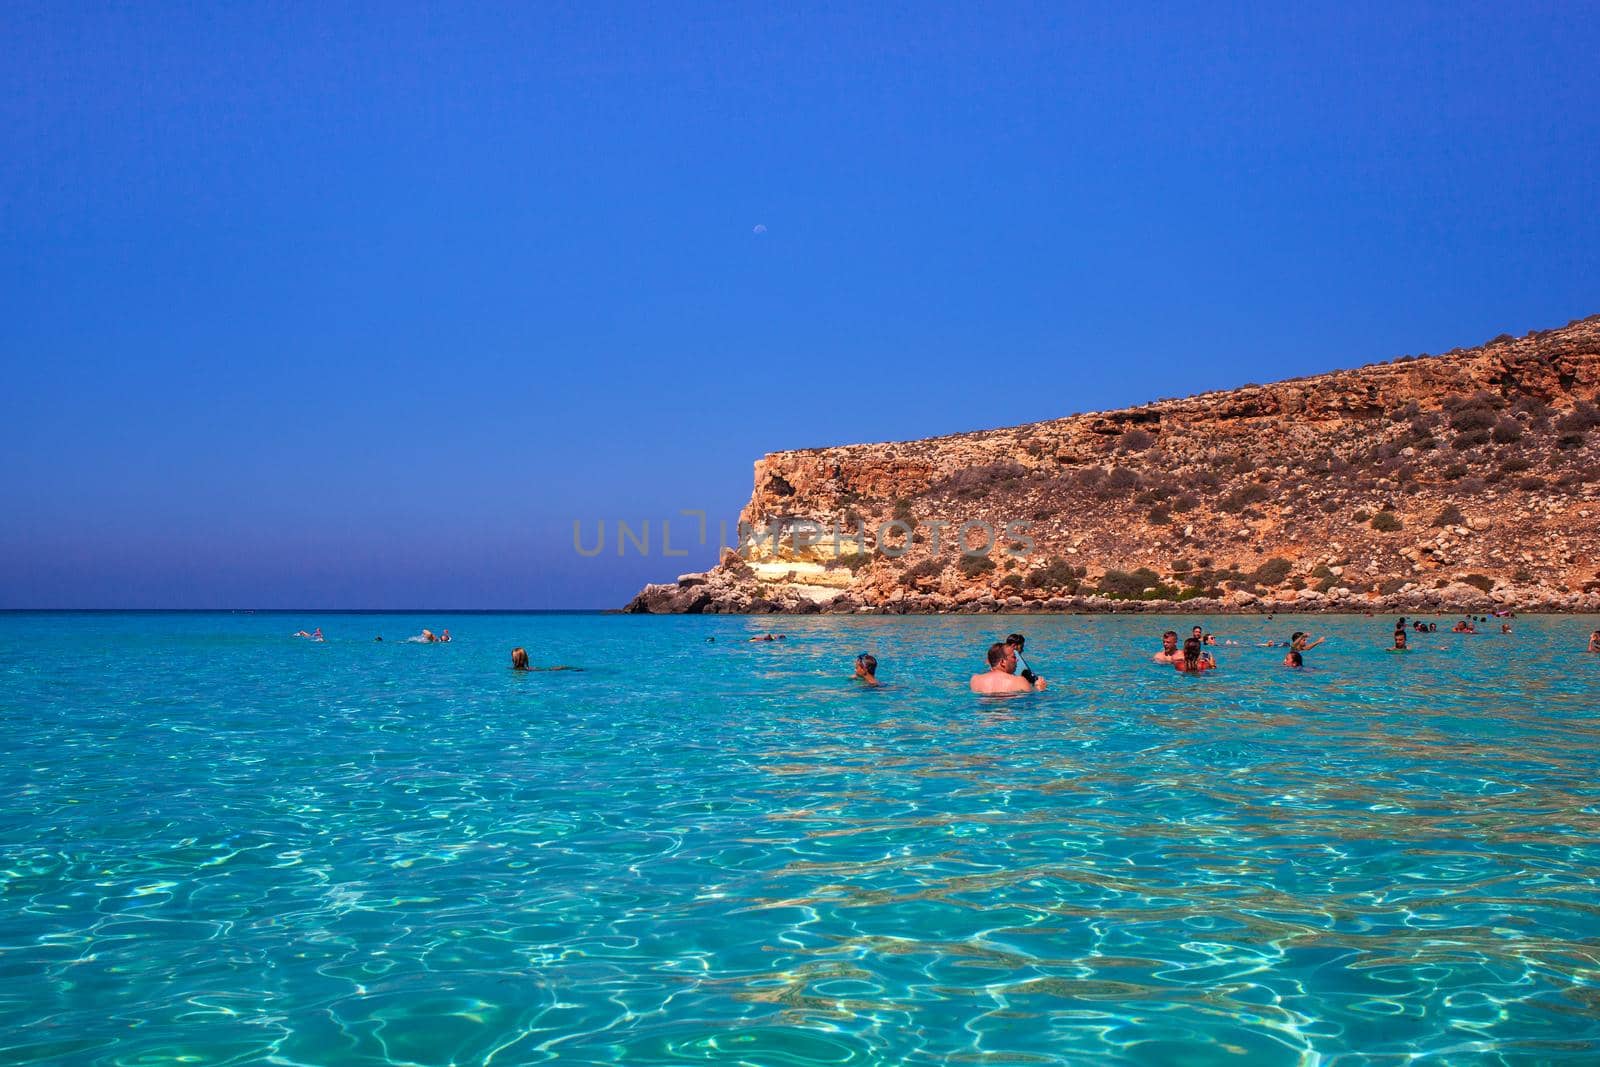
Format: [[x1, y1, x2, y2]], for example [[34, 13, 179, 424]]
[[3, 611, 1599, 1065]]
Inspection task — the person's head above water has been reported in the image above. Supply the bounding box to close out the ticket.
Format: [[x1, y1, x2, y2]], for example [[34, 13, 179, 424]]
[[1288, 650, 1304, 667], [854, 652, 878, 684], [510, 647, 530, 671], [1191, 625, 1204, 638], [1180, 637, 1204, 667], [1161, 630, 1178, 652], [1394, 631, 1408, 649], [1005, 633, 1026, 651], [986, 642, 1016, 672]]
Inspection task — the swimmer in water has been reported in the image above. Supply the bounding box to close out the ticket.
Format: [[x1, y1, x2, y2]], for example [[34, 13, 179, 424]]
[[854, 653, 880, 687], [1390, 631, 1409, 652], [1292, 632, 1325, 652], [1284, 650, 1304, 668], [1006, 633, 1042, 686], [1154, 630, 1181, 663], [440, 629, 451, 643], [1175, 637, 1215, 674], [970, 641, 1045, 694], [748, 634, 786, 642], [1588, 630, 1600, 653], [510, 646, 582, 671], [294, 628, 324, 641]]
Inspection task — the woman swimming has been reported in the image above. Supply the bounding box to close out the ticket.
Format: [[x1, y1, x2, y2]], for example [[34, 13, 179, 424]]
[[510, 646, 582, 672], [1174, 637, 1215, 674]]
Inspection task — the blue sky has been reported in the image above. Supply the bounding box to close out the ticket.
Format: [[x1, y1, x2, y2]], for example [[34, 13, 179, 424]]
[[3, 2, 1597, 608]]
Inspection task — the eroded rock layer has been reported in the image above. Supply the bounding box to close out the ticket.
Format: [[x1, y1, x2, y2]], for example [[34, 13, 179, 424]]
[[627, 317, 1600, 614]]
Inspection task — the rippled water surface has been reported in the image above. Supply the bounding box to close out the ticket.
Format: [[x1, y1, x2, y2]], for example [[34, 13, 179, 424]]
[[3, 611, 1600, 1065]]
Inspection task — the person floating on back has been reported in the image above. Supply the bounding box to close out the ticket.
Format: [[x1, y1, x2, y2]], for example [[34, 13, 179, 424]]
[[970, 641, 1046, 694], [854, 653, 880, 687]]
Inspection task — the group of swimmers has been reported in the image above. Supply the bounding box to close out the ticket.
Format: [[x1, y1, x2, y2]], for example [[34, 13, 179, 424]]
[[293, 628, 450, 643], [317, 618, 1600, 690]]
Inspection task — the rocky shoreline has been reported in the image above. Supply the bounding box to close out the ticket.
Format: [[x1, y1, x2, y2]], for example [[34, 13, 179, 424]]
[[626, 560, 1600, 616]]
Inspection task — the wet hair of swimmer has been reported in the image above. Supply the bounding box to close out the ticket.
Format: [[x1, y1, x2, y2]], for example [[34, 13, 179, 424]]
[[510, 647, 530, 670], [1005, 633, 1038, 682], [1181, 637, 1203, 665], [857, 652, 877, 675], [986, 641, 1011, 667], [1289, 650, 1303, 667]]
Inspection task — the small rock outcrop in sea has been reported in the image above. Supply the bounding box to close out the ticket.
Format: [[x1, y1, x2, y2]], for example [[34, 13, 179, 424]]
[[626, 316, 1600, 614]]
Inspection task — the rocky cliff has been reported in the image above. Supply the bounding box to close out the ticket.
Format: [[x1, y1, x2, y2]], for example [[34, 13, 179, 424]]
[[627, 316, 1600, 614]]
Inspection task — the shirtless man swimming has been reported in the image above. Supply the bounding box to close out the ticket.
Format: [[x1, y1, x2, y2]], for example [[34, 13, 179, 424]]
[[970, 641, 1046, 694], [1588, 630, 1600, 653], [1153, 630, 1181, 663]]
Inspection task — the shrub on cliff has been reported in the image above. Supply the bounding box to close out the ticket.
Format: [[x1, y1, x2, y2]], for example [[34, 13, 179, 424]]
[[1452, 429, 1491, 450], [1251, 557, 1293, 586], [903, 557, 945, 586], [1218, 483, 1272, 513], [1461, 574, 1495, 593], [827, 551, 873, 573], [957, 554, 995, 579], [1432, 503, 1464, 527], [1499, 455, 1532, 474], [1513, 395, 1550, 418], [1097, 567, 1171, 600], [1449, 406, 1496, 433], [1026, 560, 1081, 593], [1119, 429, 1155, 453], [1491, 417, 1523, 444], [1370, 510, 1402, 532], [944, 461, 1028, 497], [1556, 401, 1600, 432], [1104, 466, 1141, 493]]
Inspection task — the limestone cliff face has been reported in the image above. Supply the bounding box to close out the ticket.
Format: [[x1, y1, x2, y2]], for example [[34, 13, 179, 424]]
[[627, 316, 1600, 614]]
